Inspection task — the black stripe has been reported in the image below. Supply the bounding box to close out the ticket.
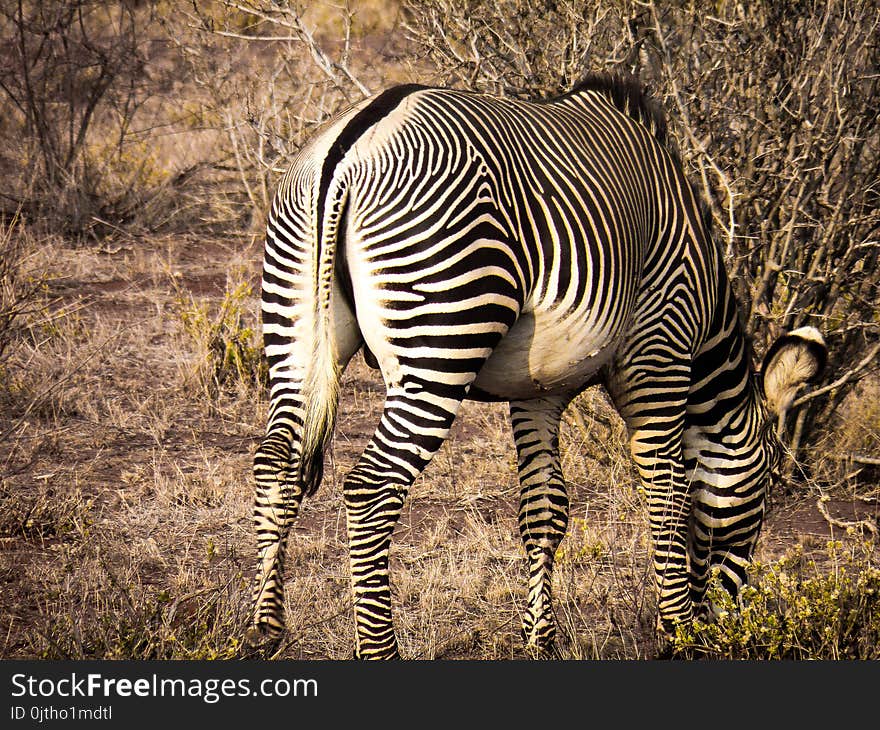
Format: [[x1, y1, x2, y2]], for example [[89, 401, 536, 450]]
[[315, 84, 429, 260]]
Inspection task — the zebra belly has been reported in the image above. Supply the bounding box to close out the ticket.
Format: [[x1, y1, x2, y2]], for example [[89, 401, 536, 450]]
[[472, 309, 620, 400]]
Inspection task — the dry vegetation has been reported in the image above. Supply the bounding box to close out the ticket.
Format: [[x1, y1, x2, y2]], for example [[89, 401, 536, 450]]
[[0, 0, 877, 660]]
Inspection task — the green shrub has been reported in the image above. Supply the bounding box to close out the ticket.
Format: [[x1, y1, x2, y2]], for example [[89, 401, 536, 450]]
[[555, 516, 606, 566], [0, 481, 92, 541], [672, 542, 880, 659], [38, 567, 247, 660], [175, 276, 266, 398]]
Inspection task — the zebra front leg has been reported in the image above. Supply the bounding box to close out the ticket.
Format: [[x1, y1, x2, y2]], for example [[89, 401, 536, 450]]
[[510, 397, 569, 655], [689, 486, 766, 615], [247, 428, 302, 647], [608, 366, 693, 637], [632, 433, 693, 635], [687, 509, 711, 613]]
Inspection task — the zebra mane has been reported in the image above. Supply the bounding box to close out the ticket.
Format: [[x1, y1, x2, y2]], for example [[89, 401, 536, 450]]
[[565, 72, 716, 254], [565, 72, 670, 149]]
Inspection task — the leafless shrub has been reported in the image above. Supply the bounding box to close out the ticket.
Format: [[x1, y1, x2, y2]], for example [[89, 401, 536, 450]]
[[0, 1, 148, 235], [404, 0, 880, 469], [0, 214, 51, 375], [639, 1, 880, 465], [403, 0, 637, 96], [167, 0, 375, 224], [0, 1, 239, 237]]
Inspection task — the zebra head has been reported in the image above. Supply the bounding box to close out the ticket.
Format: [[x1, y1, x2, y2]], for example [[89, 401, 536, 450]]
[[758, 325, 828, 482], [686, 325, 828, 616]]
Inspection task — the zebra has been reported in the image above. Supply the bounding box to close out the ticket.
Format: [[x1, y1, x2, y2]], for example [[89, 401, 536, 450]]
[[246, 73, 828, 659]]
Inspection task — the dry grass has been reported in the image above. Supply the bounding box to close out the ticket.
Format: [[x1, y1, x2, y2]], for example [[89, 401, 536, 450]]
[[3, 220, 653, 660], [1, 222, 877, 660], [0, 0, 877, 662], [0, 231, 260, 659]]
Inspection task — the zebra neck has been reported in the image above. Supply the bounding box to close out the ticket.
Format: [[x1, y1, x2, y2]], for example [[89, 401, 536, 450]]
[[686, 278, 765, 452]]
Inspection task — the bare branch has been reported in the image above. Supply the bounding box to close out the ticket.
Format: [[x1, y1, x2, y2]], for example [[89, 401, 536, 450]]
[[792, 340, 880, 409], [224, 0, 371, 98], [817, 495, 877, 537]]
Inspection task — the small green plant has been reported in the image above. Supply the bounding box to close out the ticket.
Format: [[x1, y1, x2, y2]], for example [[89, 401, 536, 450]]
[[175, 275, 266, 398], [37, 558, 247, 660], [672, 542, 880, 659], [0, 481, 92, 541], [555, 517, 606, 566]]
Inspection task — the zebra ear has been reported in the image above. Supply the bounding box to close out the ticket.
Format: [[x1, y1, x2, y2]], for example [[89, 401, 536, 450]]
[[760, 327, 828, 416]]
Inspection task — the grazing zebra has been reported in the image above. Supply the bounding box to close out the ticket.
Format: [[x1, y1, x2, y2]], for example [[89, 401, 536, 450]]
[[247, 74, 827, 659]]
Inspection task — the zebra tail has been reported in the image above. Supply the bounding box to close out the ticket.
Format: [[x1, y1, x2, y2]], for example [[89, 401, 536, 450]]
[[298, 178, 347, 497]]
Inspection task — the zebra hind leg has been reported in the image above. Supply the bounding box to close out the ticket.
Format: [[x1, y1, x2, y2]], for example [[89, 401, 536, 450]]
[[245, 429, 301, 651], [344, 388, 465, 659], [687, 511, 712, 616], [510, 398, 569, 656]]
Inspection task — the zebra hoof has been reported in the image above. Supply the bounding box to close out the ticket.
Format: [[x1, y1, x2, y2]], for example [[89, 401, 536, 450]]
[[521, 622, 558, 659], [524, 642, 559, 660], [654, 614, 690, 658], [243, 624, 283, 657]]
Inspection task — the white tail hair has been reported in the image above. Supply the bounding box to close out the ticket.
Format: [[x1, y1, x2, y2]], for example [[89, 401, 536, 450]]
[[298, 178, 347, 496]]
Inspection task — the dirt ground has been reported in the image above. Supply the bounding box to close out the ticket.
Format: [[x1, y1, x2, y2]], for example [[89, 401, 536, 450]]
[[0, 233, 877, 660]]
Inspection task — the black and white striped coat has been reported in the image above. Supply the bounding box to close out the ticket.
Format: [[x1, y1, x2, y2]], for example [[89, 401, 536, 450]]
[[249, 75, 827, 658]]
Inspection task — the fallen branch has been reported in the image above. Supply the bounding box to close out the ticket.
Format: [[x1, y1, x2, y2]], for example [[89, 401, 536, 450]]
[[816, 495, 878, 538]]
